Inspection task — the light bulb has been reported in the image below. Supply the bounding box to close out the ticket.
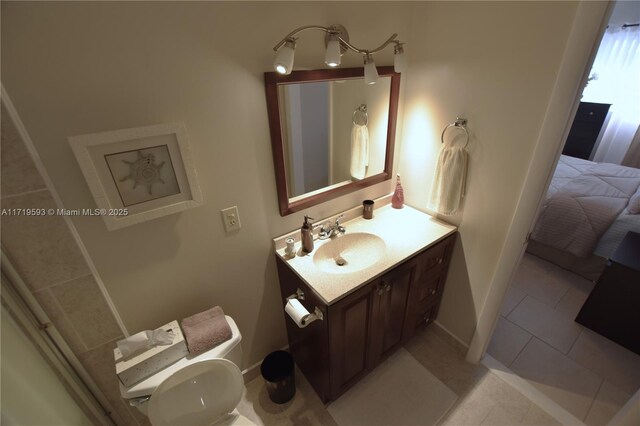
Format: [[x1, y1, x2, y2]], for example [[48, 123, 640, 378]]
[[394, 44, 406, 73], [274, 40, 296, 75], [325, 35, 341, 67], [364, 54, 378, 85]]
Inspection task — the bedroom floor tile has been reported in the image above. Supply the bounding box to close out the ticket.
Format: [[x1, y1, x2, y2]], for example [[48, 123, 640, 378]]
[[511, 264, 570, 307], [554, 277, 594, 319], [496, 253, 637, 424], [487, 317, 532, 367], [508, 296, 582, 354], [584, 381, 631, 426], [501, 286, 527, 317], [510, 338, 603, 420], [548, 266, 594, 292], [568, 329, 640, 395]]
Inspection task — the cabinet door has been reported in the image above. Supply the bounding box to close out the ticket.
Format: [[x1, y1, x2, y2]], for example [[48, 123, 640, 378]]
[[370, 261, 414, 365], [328, 283, 376, 399]]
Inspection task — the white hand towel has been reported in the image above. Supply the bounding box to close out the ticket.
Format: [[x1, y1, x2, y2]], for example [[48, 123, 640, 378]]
[[350, 123, 369, 180], [428, 145, 468, 215]]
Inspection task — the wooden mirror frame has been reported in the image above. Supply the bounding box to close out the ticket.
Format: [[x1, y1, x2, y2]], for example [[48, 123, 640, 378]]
[[265, 67, 401, 216]]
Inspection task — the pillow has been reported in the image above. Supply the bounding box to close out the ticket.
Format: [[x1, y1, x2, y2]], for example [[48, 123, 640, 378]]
[[629, 188, 640, 214]]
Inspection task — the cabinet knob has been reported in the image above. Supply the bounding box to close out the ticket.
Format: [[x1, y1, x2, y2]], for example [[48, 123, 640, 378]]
[[430, 288, 436, 295], [424, 316, 430, 324], [437, 257, 443, 264], [378, 282, 392, 295]]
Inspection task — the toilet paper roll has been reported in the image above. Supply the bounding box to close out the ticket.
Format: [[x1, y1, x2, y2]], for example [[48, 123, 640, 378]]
[[285, 238, 296, 257], [285, 299, 310, 328]]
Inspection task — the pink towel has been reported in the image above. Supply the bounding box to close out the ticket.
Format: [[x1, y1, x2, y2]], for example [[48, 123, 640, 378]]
[[181, 306, 232, 354]]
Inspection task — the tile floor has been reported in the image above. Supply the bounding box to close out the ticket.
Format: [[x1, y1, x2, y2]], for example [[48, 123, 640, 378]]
[[236, 325, 560, 425], [488, 253, 640, 424]]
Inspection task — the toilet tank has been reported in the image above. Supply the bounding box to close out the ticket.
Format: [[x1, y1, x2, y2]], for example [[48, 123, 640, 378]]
[[119, 316, 243, 400]]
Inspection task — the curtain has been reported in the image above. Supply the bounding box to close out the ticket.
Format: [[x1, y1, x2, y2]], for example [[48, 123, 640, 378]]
[[623, 125, 640, 168], [582, 25, 640, 165]]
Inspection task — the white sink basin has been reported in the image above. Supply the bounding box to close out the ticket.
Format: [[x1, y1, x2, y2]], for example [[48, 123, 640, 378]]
[[313, 232, 386, 273]]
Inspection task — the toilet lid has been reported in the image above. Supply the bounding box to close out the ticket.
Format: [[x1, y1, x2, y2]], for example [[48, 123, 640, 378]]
[[148, 359, 244, 426]]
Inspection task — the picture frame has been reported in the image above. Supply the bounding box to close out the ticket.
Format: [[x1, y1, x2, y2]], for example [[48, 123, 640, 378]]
[[69, 122, 203, 230]]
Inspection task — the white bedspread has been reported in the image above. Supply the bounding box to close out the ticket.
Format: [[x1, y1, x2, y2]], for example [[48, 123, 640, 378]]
[[532, 155, 640, 257]]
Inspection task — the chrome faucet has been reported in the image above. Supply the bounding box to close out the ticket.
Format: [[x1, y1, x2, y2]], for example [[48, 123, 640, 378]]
[[318, 215, 346, 239]]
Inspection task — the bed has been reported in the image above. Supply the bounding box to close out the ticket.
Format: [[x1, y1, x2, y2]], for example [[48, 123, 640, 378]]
[[527, 155, 640, 281]]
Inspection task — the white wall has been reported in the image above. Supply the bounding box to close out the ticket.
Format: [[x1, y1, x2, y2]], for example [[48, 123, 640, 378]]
[[1, 1, 599, 368], [0, 1, 407, 368], [399, 1, 580, 343]]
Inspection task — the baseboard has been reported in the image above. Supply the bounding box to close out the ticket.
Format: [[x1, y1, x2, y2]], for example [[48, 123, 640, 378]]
[[242, 344, 290, 385], [432, 320, 469, 354], [241, 360, 263, 384], [482, 354, 585, 426]]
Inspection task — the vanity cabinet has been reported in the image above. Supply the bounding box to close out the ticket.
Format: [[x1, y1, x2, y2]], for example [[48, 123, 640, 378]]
[[328, 259, 413, 398], [276, 232, 456, 402]]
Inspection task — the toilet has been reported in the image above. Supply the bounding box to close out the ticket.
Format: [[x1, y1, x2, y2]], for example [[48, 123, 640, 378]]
[[119, 316, 254, 425]]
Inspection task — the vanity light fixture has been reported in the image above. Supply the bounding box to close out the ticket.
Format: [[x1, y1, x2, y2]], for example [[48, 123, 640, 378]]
[[325, 33, 342, 67], [272, 24, 406, 83], [274, 39, 296, 75], [364, 54, 379, 84], [394, 43, 407, 73]]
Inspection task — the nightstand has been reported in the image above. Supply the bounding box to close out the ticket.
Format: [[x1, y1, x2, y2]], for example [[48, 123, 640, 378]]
[[576, 231, 640, 355]]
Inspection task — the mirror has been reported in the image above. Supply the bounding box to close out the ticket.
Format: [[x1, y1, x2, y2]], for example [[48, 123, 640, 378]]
[[265, 67, 401, 216]]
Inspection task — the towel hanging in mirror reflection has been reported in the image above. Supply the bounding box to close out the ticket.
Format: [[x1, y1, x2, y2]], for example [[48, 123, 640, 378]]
[[352, 104, 368, 126], [350, 104, 369, 179]]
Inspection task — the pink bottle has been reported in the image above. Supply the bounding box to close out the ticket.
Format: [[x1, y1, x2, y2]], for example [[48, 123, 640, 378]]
[[391, 173, 404, 209]]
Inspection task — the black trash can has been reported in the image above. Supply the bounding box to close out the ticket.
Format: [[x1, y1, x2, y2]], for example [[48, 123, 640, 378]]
[[260, 350, 296, 404]]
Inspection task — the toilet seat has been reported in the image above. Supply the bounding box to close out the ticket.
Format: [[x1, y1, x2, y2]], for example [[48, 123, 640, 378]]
[[148, 359, 252, 426]]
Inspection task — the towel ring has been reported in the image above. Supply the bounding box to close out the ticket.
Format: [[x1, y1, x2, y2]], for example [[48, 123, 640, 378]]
[[353, 104, 368, 126], [441, 117, 469, 148]]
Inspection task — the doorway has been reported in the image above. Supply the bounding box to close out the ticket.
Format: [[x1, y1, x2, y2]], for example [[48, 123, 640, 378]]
[[485, 1, 640, 423]]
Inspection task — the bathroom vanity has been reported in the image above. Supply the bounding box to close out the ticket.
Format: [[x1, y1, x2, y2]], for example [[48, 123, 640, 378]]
[[273, 203, 456, 402]]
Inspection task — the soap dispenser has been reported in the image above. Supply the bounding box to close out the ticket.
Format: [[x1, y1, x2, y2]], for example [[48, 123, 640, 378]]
[[301, 215, 314, 253], [392, 173, 404, 208]]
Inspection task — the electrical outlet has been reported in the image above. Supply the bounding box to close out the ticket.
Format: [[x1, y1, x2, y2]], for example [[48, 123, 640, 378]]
[[221, 206, 241, 233]]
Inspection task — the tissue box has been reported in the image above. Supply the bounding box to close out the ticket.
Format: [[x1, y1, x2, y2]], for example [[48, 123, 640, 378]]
[[114, 320, 188, 387]]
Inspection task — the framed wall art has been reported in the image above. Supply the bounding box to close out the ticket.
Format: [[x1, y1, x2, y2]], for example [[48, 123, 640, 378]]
[[69, 122, 203, 230]]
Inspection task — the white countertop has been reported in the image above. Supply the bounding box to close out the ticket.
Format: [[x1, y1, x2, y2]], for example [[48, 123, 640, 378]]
[[274, 204, 457, 305]]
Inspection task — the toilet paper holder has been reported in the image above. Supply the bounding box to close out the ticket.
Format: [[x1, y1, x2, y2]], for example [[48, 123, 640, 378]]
[[286, 288, 305, 302], [286, 289, 324, 327]]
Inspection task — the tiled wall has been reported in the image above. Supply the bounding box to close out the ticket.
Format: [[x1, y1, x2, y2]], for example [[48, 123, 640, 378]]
[[0, 101, 149, 426]]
